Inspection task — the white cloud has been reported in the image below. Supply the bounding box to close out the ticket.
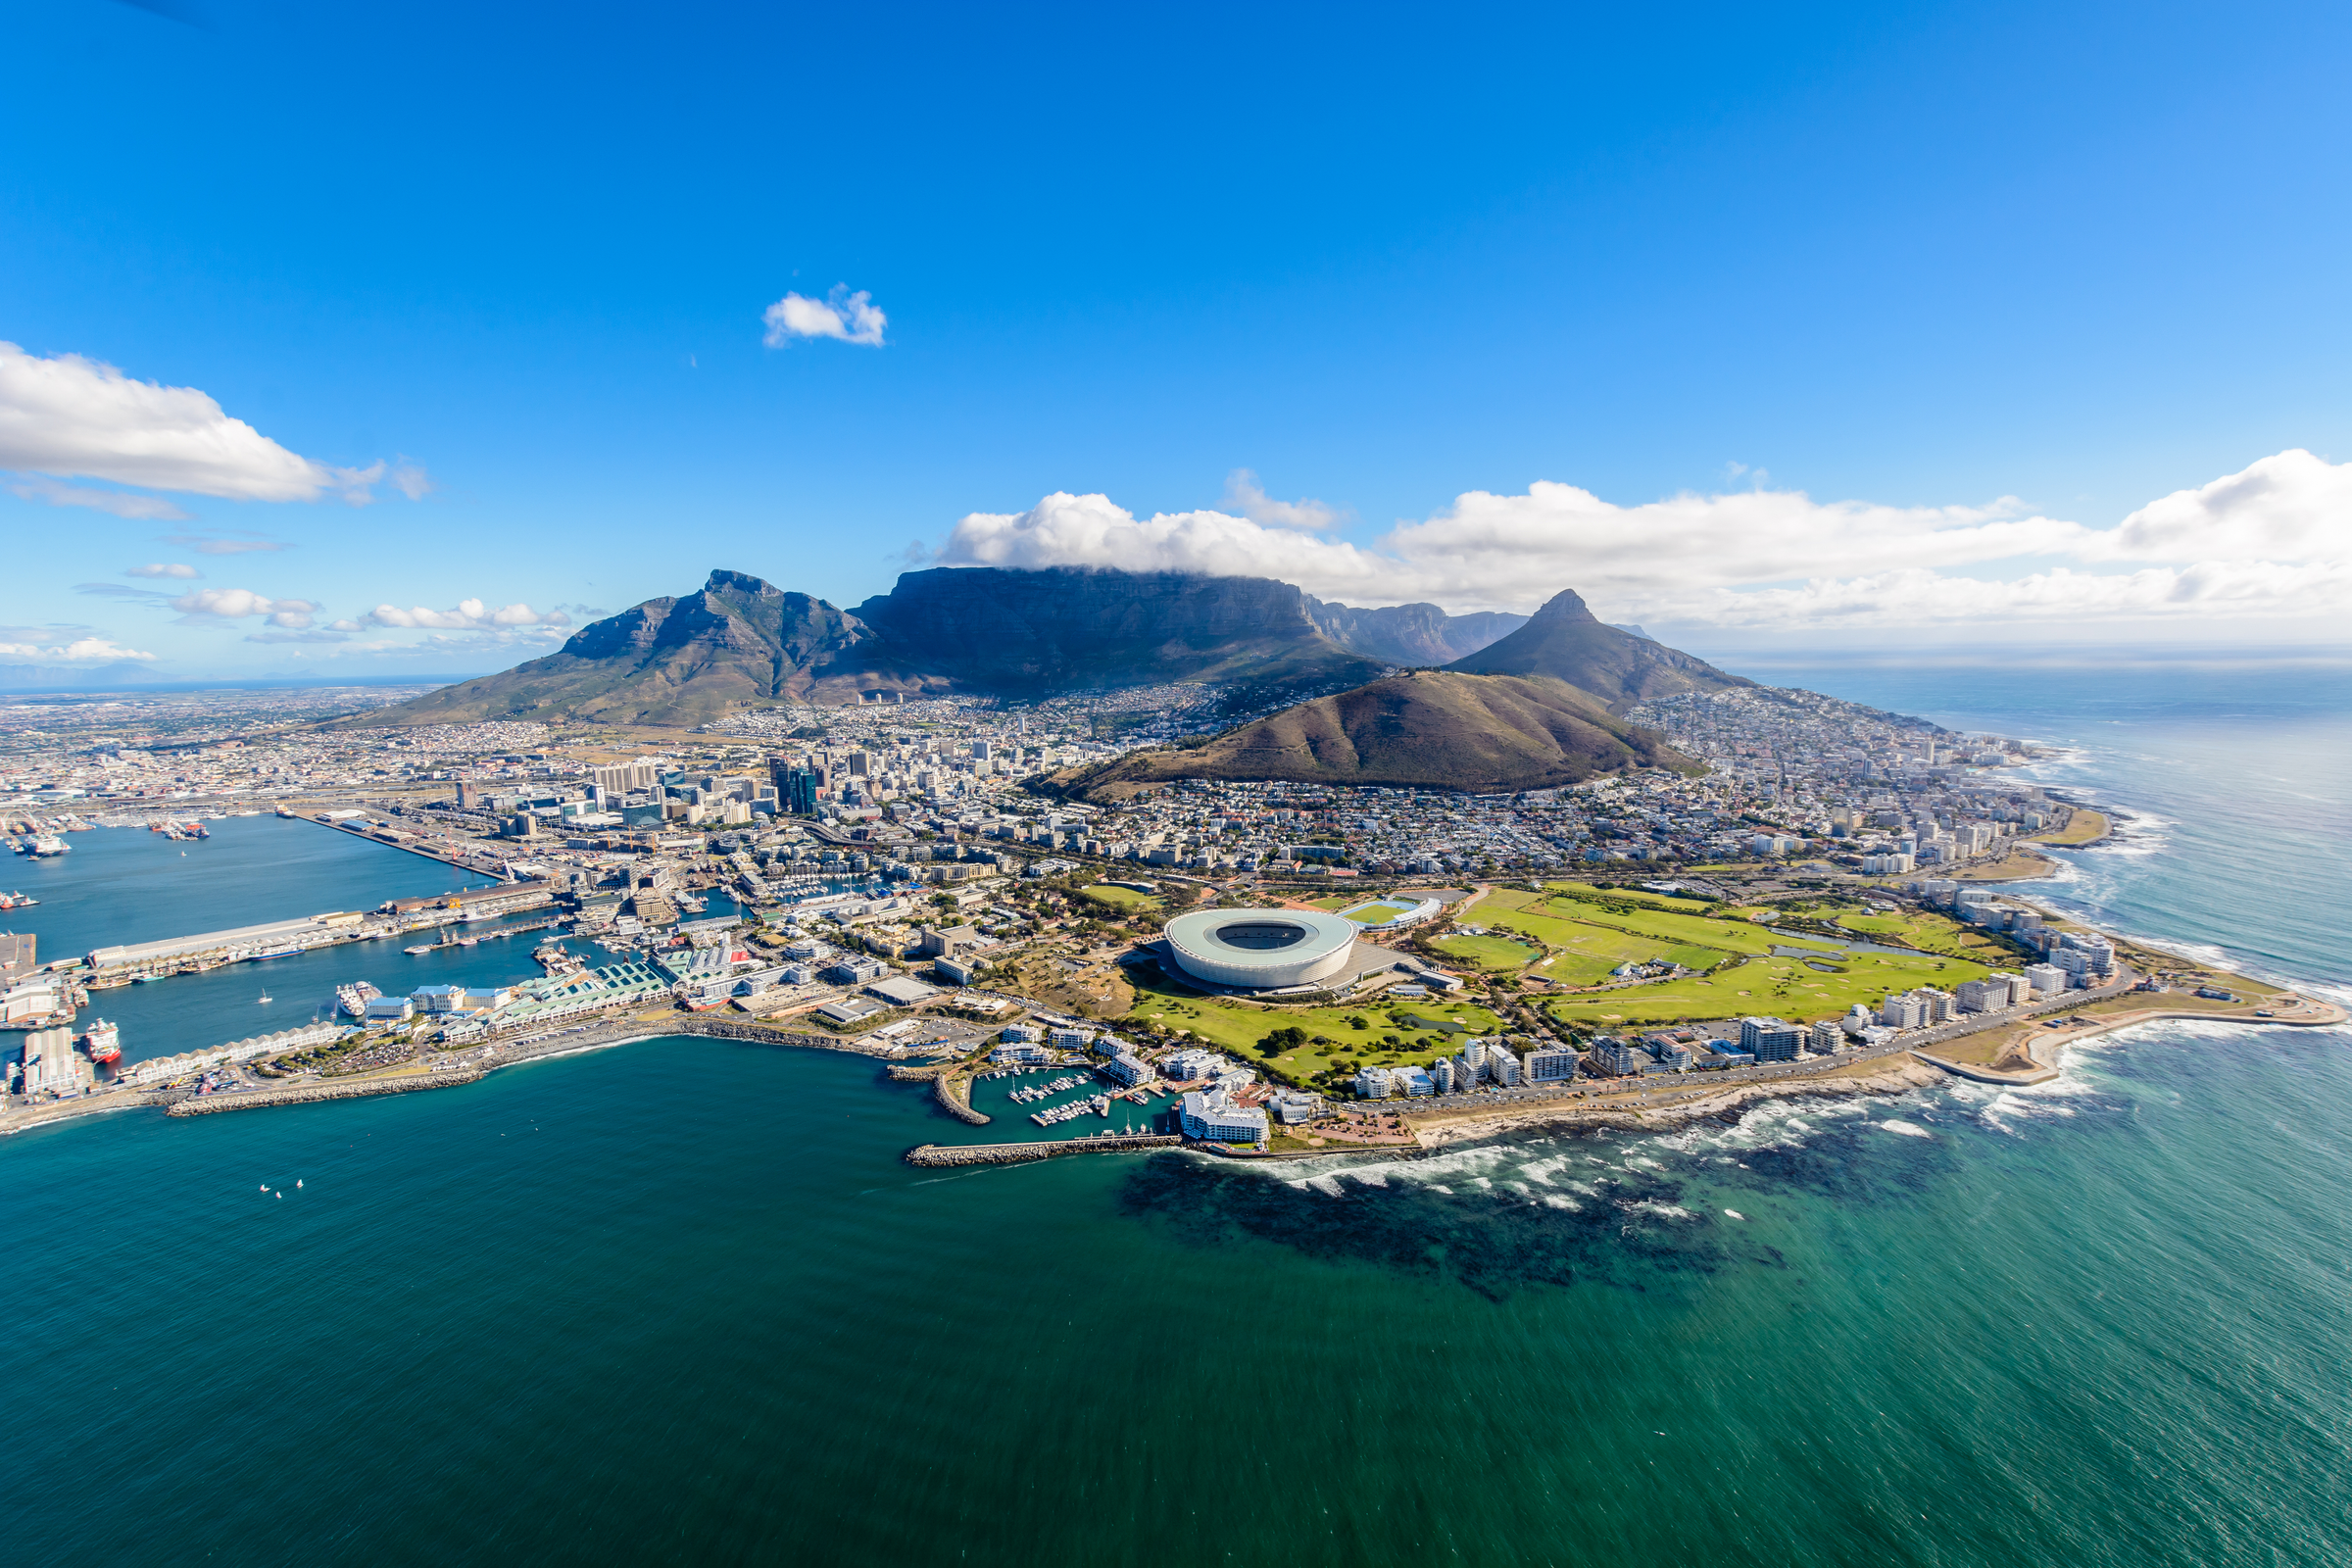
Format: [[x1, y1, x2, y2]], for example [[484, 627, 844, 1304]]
[[10, 474, 191, 520], [125, 563, 201, 579], [936, 449, 2352, 631], [1696, 561, 2352, 627], [389, 460, 432, 501], [0, 341, 430, 506], [761, 285, 887, 348], [0, 634, 156, 662], [365, 599, 566, 632], [169, 587, 319, 629], [2099, 448, 2352, 563]]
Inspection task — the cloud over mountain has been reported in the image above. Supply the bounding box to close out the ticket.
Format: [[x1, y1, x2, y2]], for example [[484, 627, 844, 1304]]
[[937, 450, 2352, 631]]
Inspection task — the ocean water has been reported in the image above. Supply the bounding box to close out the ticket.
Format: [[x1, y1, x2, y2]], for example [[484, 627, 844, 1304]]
[[1733, 654, 2352, 987], [2, 661, 2348, 1566], [5, 812, 495, 963]]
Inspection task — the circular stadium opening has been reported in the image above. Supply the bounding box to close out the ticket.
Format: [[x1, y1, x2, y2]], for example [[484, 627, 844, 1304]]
[[1211, 920, 1311, 950]]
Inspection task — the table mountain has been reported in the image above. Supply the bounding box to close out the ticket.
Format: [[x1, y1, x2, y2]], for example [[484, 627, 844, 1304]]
[[847, 566, 1377, 693]]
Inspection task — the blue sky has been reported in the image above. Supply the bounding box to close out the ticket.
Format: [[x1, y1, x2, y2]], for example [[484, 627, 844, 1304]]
[[4, 0, 2349, 680]]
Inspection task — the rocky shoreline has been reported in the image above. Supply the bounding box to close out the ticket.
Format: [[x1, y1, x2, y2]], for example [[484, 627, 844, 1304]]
[[1408, 1055, 1947, 1148]]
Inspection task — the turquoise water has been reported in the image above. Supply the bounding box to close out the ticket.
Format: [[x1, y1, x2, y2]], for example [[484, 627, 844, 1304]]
[[3, 662, 2347, 1565]]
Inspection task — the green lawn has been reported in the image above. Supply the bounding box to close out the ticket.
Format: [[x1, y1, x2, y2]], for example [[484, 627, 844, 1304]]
[[1542, 880, 1723, 915], [1469, 889, 1732, 984], [1121, 968, 1506, 1093], [1542, 946, 1993, 1030], [1530, 888, 1837, 957], [1430, 932, 1541, 970], [1079, 884, 1164, 912], [1828, 906, 2013, 959]]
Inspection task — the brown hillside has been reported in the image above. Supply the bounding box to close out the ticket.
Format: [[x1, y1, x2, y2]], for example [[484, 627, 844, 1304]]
[[1060, 670, 1695, 801]]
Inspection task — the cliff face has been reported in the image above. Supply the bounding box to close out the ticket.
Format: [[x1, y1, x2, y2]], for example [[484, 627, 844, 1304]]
[[850, 567, 1376, 693], [1304, 597, 1528, 664], [1444, 589, 1752, 710]]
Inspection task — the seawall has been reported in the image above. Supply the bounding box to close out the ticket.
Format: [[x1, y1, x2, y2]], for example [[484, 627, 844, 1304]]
[[167, 1068, 485, 1116], [906, 1133, 1181, 1166]]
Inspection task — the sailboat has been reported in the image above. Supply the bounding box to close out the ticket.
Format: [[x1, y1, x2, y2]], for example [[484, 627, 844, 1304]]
[[258, 991, 273, 1004]]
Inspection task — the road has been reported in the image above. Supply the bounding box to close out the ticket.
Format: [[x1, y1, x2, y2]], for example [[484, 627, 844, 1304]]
[[1372, 967, 2141, 1119]]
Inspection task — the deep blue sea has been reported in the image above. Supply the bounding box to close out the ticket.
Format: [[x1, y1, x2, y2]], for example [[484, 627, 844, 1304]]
[[2, 661, 2347, 1567]]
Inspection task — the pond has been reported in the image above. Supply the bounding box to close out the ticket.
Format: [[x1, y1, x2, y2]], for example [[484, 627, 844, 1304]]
[[1773, 935, 1921, 957]]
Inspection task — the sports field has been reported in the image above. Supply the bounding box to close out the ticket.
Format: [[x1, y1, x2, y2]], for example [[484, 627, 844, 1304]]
[[1340, 897, 1426, 925]]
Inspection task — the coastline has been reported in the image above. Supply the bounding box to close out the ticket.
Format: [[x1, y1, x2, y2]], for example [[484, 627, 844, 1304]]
[[0, 1012, 911, 1140], [8, 839, 2345, 1160]]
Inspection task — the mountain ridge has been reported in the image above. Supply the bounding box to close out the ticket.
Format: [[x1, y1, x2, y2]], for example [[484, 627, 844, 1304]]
[[354, 565, 1746, 729], [1445, 588, 1753, 707]]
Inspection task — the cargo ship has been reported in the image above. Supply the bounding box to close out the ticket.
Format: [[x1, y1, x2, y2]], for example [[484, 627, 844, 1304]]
[[81, 1019, 122, 1066]]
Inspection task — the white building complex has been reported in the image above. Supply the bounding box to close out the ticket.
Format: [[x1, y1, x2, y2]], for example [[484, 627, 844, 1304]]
[[1160, 909, 1359, 991], [1179, 1087, 1270, 1145]]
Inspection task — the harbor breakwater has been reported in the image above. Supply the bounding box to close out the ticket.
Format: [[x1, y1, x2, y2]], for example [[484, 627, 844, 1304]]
[[885, 1061, 991, 1123], [167, 1067, 486, 1115], [906, 1133, 1181, 1166]]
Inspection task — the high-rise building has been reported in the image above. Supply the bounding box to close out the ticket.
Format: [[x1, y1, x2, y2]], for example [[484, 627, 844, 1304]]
[[768, 757, 823, 816], [1739, 1016, 1803, 1061], [593, 758, 662, 795]]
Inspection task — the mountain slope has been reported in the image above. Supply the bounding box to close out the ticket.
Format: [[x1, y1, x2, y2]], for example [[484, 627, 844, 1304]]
[[1303, 597, 1527, 664], [1057, 670, 1694, 800], [358, 570, 870, 728], [850, 566, 1377, 693], [1444, 589, 1752, 710]]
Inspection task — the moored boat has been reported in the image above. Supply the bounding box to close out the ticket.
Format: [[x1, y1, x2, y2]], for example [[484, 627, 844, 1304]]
[[81, 1019, 122, 1065]]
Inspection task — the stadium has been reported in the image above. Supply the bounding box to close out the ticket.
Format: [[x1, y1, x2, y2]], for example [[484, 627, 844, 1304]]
[[1160, 908, 1361, 991]]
